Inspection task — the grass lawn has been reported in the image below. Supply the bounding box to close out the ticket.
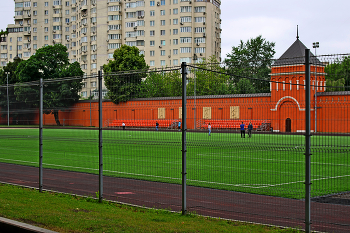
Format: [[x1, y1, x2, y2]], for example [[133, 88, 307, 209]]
[[0, 127, 349, 199], [0, 183, 302, 233]]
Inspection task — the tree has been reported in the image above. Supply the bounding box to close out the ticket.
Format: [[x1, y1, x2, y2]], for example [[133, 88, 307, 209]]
[[224, 35, 275, 93], [103, 45, 149, 103], [187, 56, 230, 96], [229, 78, 256, 94], [15, 44, 84, 125], [139, 68, 182, 98], [325, 56, 350, 91], [0, 58, 34, 124]]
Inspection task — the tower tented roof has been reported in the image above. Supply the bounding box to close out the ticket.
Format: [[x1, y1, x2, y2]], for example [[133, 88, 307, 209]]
[[273, 39, 323, 66]]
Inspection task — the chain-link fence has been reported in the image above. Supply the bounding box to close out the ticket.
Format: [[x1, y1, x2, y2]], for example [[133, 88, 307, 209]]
[[0, 51, 349, 232]]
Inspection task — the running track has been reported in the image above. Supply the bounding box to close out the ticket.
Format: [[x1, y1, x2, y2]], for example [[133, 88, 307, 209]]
[[0, 163, 349, 233]]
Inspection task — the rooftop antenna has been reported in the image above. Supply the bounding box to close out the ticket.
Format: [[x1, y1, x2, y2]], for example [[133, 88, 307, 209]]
[[296, 25, 299, 40]]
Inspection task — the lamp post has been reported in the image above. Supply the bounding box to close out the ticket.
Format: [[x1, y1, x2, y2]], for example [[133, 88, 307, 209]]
[[313, 42, 319, 133], [193, 54, 198, 129], [5, 72, 10, 126]]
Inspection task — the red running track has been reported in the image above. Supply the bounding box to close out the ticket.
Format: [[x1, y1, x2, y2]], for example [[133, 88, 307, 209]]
[[0, 163, 349, 233]]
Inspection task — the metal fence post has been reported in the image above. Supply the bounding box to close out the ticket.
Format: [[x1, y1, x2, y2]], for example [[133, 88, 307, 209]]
[[305, 49, 312, 233], [181, 62, 187, 215], [39, 78, 43, 192], [98, 70, 103, 202]]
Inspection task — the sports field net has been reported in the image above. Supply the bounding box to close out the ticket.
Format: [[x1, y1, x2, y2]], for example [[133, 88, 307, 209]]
[[0, 53, 349, 232]]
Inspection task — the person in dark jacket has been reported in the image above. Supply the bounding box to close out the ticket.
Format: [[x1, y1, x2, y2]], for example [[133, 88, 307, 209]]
[[248, 121, 253, 138], [240, 122, 245, 138]]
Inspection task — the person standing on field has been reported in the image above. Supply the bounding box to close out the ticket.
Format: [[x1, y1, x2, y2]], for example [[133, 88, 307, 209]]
[[240, 121, 245, 138], [248, 121, 253, 138], [156, 122, 159, 131], [178, 121, 181, 131], [208, 123, 212, 136], [122, 122, 125, 130]]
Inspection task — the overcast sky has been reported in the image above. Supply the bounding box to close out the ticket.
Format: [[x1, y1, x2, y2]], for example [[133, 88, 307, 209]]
[[1, 0, 349, 60]]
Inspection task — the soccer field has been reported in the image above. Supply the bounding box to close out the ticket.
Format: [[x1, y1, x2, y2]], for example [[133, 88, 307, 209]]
[[0, 127, 349, 199]]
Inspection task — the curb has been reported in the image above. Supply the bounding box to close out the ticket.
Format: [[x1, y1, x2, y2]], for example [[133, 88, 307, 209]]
[[0, 217, 57, 233]]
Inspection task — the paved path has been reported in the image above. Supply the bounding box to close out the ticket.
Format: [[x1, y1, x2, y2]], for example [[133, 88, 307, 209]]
[[0, 163, 349, 233]]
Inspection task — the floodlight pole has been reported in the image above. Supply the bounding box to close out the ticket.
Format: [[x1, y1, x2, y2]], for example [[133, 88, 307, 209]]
[[5, 72, 9, 126], [98, 70, 103, 203], [313, 42, 319, 133], [39, 78, 43, 192], [305, 49, 312, 233], [181, 62, 187, 215]]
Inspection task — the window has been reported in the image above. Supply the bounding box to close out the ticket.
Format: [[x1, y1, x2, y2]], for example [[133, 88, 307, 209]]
[[180, 17, 191, 23], [33, 36, 37, 40], [150, 50, 155, 56], [194, 37, 205, 43], [44, 19, 48, 24], [195, 17, 205, 23], [160, 10, 165, 15], [33, 11, 37, 16], [180, 47, 191, 53], [195, 27, 205, 33], [173, 39, 178, 44], [180, 6, 191, 13], [161, 0, 165, 5], [108, 34, 122, 39], [173, 8, 178, 14], [45, 2, 49, 6], [173, 29, 178, 35], [195, 47, 205, 53], [194, 6, 206, 13], [66, 1, 69, 6], [161, 40, 166, 46], [161, 20, 165, 26], [150, 1, 155, 6], [180, 37, 191, 43], [150, 30, 155, 36], [173, 49, 178, 55], [108, 15, 121, 21], [108, 43, 121, 49], [150, 20, 155, 26], [173, 0, 178, 4], [180, 27, 191, 33], [150, 10, 155, 16], [44, 36, 48, 40], [180, 57, 191, 63], [33, 19, 37, 24], [160, 30, 165, 35], [161, 60, 166, 66], [65, 10, 70, 15], [33, 2, 37, 7], [173, 19, 178, 25], [150, 40, 155, 46], [150, 60, 155, 66]]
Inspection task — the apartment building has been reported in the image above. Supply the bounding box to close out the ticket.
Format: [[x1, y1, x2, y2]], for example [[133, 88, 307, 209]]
[[0, 0, 221, 98]]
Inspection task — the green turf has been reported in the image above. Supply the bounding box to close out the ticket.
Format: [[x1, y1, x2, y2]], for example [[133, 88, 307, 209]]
[[0, 127, 349, 199]]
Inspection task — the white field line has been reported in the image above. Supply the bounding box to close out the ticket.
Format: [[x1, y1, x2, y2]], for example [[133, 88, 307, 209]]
[[0, 158, 349, 189]]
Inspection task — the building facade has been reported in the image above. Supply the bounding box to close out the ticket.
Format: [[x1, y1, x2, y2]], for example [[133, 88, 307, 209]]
[[0, 0, 221, 97]]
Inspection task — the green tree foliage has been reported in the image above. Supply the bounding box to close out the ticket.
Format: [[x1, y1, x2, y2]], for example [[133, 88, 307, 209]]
[[139, 69, 182, 98], [224, 35, 275, 93], [187, 56, 229, 96], [15, 44, 84, 125], [103, 45, 149, 103], [0, 58, 34, 124], [230, 78, 256, 94], [325, 56, 350, 91]]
